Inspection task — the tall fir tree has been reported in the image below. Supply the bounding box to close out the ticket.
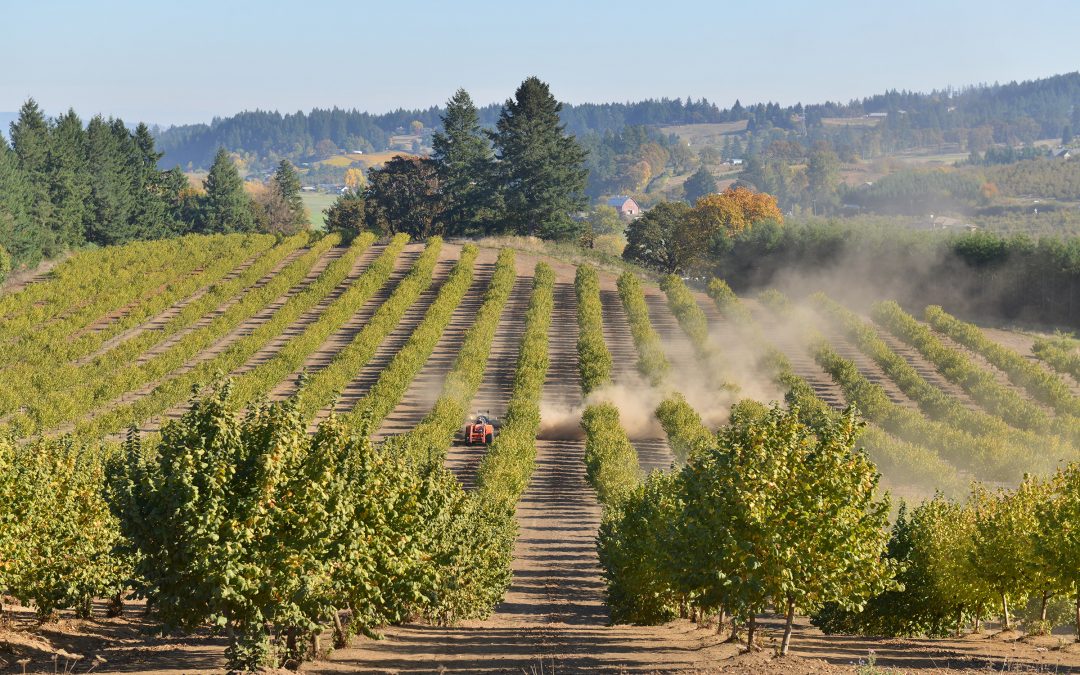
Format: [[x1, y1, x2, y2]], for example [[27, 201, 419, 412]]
[[271, 160, 307, 229], [491, 77, 588, 240], [683, 166, 718, 203], [47, 109, 90, 248], [202, 148, 255, 233], [9, 99, 56, 254], [132, 123, 171, 238], [0, 136, 46, 266], [432, 88, 495, 235], [84, 116, 139, 246]]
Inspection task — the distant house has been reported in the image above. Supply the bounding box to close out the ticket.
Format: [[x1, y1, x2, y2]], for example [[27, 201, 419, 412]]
[[1053, 147, 1074, 159], [606, 195, 641, 218]]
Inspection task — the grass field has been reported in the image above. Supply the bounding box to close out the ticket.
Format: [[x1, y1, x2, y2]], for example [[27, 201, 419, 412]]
[[300, 191, 337, 229]]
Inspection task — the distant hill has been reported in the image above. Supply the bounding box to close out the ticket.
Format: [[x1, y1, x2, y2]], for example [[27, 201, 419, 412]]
[[153, 72, 1080, 172]]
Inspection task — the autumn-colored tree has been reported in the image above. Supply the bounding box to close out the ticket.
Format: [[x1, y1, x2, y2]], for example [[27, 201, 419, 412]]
[[344, 167, 366, 191], [409, 120, 424, 136], [692, 186, 782, 237]]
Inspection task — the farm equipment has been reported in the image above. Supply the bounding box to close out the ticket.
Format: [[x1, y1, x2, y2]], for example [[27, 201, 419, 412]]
[[463, 413, 497, 445]]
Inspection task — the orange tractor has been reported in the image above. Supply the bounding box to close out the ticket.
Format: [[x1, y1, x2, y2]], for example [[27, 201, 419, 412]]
[[463, 413, 497, 445]]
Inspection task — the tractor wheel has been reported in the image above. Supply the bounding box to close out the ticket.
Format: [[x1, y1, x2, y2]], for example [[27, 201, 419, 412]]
[[485, 433, 494, 445]]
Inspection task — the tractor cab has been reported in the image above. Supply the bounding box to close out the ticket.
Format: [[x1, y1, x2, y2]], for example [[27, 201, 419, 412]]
[[463, 412, 497, 445]]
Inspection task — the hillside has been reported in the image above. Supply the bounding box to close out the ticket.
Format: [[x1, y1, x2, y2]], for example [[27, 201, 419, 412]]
[[1, 233, 1079, 672]]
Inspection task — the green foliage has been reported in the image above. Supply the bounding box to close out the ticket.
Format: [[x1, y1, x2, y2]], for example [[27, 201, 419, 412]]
[[683, 166, 718, 203], [1032, 334, 1080, 382], [475, 262, 554, 513], [811, 337, 1039, 483], [397, 248, 519, 462], [659, 274, 709, 355], [925, 305, 1080, 420], [492, 77, 588, 240], [617, 271, 669, 384], [345, 245, 478, 429], [816, 296, 1070, 478], [622, 201, 692, 273], [814, 498, 992, 638], [654, 394, 713, 463], [581, 403, 642, 507], [0, 244, 10, 283], [202, 148, 256, 233], [0, 437, 128, 619], [1034, 463, 1080, 638], [432, 89, 498, 236], [324, 190, 366, 238], [1, 234, 296, 434], [574, 265, 613, 394], [365, 156, 445, 238], [294, 235, 437, 420], [597, 469, 684, 624], [873, 301, 1080, 449]]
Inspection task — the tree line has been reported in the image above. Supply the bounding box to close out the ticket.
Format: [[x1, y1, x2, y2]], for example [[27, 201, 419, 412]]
[[325, 77, 589, 242], [0, 99, 309, 277]]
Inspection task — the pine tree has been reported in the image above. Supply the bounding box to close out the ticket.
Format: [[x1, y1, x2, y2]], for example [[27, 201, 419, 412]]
[[202, 148, 255, 233], [432, 88, 495, 235], [47, 109, 90, 248], [271, 159, 307, 230], [0, 137, 45, 266], [84, 116, 139, 245], [9, 99, 56, 254], [491, 77, 588, 240]]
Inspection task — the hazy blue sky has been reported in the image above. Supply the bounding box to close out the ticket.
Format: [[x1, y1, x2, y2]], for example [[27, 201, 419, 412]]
[[3, 0, 1079, 126]]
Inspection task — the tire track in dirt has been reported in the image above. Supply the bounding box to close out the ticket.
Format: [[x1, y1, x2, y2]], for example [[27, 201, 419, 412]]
[[267, 243, 425, 404], [58, 244, 347, 437], [75, 248, 289, 367], [310, 245, 460, 429], [372, 247, 498, 441], [445, 262, 532, 491], [309, 264, 735, 673]]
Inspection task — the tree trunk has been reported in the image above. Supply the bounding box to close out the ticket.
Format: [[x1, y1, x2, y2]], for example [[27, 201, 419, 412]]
[[332, 608, 348, 649], [1039, 590, 1051, 622], [955, 604, 965, 637], [779, 596, 796, 656], [1074, 592, 1080, 641], [1001, 593, 1010, 631], [716, 608, 726, 635], [107, 591, 124, 618], [286, 625, 298, 660], [745, 614, 757, 652]]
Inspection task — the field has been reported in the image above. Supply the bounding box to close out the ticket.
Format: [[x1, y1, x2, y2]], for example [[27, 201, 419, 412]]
[[300, 191, 338, 229], [316, 150, 419, 170], [1, 233, 1079, 673]]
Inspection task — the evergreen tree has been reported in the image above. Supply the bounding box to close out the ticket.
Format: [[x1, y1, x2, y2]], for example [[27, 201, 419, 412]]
[[683, 166, 718, 203], [491, 77, 588, 240], [202, 148, 255, 233], [0, 137, 45, 266], [271, 159, 307, 230], [130, 123, 172, 238], [325, 190, 366, 239], [47, 109, 90, 248], [84, 116, 139, 246], [9, 99, 56, 254], [432, 88, 496, 235]]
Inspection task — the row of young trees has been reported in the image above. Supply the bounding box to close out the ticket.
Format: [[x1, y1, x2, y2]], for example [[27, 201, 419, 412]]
[[0, 99, 309, 278], [325, 77, 588, 242]]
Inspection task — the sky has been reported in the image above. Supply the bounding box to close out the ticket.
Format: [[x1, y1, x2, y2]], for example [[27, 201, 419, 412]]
[[3, 0, 1080, 127]]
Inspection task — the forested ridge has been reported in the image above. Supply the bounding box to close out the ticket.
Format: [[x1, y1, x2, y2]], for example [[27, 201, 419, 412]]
[[154, 72, 1080, 170]]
